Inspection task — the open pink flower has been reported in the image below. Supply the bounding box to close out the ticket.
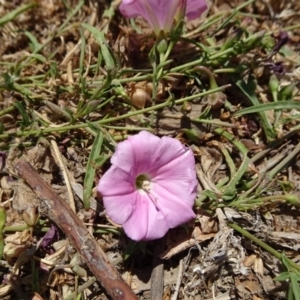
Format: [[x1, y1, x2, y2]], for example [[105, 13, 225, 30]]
[[97, 131, 197, 241], [119, 0, 208, 35]]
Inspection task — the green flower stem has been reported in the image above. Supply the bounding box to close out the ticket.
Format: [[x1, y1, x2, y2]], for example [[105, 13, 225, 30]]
[[228, 222, 300, 273], [194, 66, 218, 89], [150, 62, 158, 126], [162, 40, 175, 63], [150, 39, 176, 125]]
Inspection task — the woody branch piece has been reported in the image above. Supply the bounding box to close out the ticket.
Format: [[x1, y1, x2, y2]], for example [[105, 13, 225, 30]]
[[15, 160, 138, 300]]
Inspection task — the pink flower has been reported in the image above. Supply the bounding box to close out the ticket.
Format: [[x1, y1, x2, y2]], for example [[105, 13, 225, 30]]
[[119, 0, 208, 35], [97, 131, 197, 241]]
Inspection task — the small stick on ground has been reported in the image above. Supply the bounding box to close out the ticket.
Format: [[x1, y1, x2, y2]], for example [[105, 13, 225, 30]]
[[150, 237, 165, 300], [50, 140, 75, 212], [15, 160, 138, 300], [171, 258, 184, 300]]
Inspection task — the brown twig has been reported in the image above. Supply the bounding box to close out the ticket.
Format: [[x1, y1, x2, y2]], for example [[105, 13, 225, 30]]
[[15, 160, 138, 300], [150, 237, 165, 300]]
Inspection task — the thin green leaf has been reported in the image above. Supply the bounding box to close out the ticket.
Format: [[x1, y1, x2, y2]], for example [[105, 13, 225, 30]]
[[275, 272, 291, 282], [81, 23, 115, 69], [291, 273, 300, 300], [94, 155, 110, 168], [211, 0, 254, 36], [214, 128, 250, 197], [0, 3, 36, 26], [280, 45, 300, 64], [235, 101, 300, 116], [28, 54, 47, 63], [235, 76, 276, 141], [200, 190, 218, 200], [24, 31, 42, 52], [83, 131, 104, 210], [13, 101, 30, 127]]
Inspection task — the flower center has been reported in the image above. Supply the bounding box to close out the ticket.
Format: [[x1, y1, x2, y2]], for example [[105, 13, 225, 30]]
[[135, 174, 151, 191]]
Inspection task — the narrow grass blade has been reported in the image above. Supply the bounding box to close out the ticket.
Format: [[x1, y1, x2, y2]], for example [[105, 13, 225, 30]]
[[235, 100, 300, 115], [291, 274, 300, 300], [83, 131, 103, 210], [13, 102, 30, 127], [235, 76, 276, 141], [24, 31, 43, 52], [0, 3, 36, 26], [81, 23, 116, 69], [274, 272, 291, 282]]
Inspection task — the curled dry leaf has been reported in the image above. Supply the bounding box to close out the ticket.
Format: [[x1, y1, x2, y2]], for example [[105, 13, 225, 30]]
[[160, 226, 216, 260], [3, 231, 33, 264]]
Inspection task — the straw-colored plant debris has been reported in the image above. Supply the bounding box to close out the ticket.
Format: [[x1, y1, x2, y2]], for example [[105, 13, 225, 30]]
[[0, 0, 300, 299]]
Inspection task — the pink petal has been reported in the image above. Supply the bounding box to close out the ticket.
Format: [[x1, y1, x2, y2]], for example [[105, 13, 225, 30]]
[[112, 131, 194, 177], [147, 135, 194, 174], [120, 0, 181, 33], [103, 191, 137, 225], [186, 0, 208, 20], [111, 131, 161, 175], [150, 182, 196, 228], [151, 147, 197, 197], [154, 176, 197, 206], [97, 166, 135, 196], [123, 190, 169, 240]]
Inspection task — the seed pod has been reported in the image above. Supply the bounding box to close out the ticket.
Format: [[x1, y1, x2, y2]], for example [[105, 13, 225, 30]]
[[202, 91, 227, 109], [23, 206, 38, 227], [130, 87, 151, 108], [278, 83, 295, 101]]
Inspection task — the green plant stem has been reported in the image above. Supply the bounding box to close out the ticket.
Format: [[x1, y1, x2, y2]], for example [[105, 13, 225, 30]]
[[183, 13, 224, 38], [3, 224, 30, 232], [214, 128, 249, 197], [214, 68, 238, 74], [228, 222, 300, 273], [0, 86, 228, 140], [102, 125, 153, 131], [225, 194, 300, 209], [0, 106, 15, 117]]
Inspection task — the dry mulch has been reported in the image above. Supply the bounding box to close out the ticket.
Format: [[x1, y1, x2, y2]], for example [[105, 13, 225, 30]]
[[0, 0, 300, 299]]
